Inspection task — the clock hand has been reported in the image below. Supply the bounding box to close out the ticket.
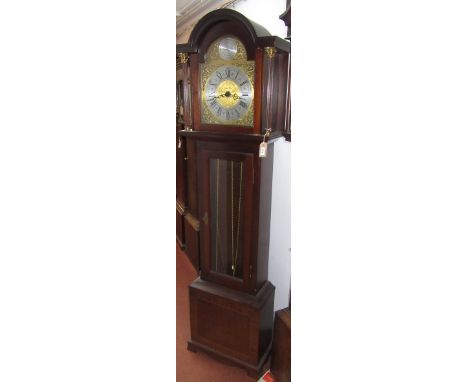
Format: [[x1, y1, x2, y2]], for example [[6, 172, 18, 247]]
[[209, 91, 236, 99]]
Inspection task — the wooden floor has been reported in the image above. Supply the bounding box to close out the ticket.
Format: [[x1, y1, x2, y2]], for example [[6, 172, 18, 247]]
[[176, 243, 256, 382]]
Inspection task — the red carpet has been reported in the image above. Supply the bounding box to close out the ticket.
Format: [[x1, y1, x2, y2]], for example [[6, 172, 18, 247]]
[[176, 243, 256, 381]]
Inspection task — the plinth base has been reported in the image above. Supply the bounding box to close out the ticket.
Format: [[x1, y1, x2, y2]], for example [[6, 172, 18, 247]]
[[188, 278, 275, 378]]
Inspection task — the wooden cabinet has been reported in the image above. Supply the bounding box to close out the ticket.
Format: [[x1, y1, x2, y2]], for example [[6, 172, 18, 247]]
[[177, 8, 290, 378], [188, 277, 274, 376]]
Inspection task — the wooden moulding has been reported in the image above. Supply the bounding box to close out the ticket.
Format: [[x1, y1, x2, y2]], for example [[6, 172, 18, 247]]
[[178, 129, 284, 144], [188, 277, 275, 378]]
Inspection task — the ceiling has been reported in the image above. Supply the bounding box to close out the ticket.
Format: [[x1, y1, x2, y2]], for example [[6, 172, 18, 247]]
[[176, 0, 219, 19], [176, 0, 194, 16], [176, 0, 241, 42]]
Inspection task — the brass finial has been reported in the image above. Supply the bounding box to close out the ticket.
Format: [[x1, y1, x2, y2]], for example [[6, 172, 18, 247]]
[[178, 52, 189, 64], [265, 47, 277, 59]]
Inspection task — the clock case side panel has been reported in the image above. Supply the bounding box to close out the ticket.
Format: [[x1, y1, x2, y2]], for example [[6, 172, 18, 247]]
[[183, 136, 201, 270], [176, 46, 201, 269], [184, 211, 201, 270], [176, 125, 188, 208], [189, 54, 201, 133], [183, 59, 194, 131], [175, 49, 199, 217], [176, 62, 188, 249], [261, 49, 290, 137], [176, 123, 188, 250], [255, 142, 275, 291]]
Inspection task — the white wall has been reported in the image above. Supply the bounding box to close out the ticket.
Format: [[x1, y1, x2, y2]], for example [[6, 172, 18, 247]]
[[228, 0, 287, 37], [176, 0, 227, 44], [227, 0, 291, 312], [268, 138, 291, 311]]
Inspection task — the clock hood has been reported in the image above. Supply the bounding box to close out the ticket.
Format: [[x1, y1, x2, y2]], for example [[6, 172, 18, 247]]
[[188, 9, 271, 49]]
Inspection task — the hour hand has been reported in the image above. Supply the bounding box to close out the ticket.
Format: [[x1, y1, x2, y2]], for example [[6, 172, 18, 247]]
[[208, 94, 223, 99]]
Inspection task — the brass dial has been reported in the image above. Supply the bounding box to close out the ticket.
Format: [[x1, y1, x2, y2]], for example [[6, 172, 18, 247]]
[[204, 66, 253, 122], [200, 36, 255, 126]]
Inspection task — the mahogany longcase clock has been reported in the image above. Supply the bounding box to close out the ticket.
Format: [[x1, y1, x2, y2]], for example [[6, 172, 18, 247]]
[[176, 9, 290, 377]]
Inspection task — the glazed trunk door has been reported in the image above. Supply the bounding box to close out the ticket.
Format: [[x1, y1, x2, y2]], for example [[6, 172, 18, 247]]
[[199, 149, 254, 292]]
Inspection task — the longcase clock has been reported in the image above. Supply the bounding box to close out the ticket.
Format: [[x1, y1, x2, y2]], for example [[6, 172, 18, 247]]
[[176, 9, 290, 378]]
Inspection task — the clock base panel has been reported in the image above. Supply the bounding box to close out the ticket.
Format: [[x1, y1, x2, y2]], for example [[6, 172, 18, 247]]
[[187, 339, 271, 379], [188, 277, 275, 378]]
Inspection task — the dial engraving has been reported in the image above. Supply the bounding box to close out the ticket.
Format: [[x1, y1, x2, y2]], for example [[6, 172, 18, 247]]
[[204, 65, 253, 123]]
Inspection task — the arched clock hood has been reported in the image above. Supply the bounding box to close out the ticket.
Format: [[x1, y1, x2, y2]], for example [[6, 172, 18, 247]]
[[177, 9, 290, 59]]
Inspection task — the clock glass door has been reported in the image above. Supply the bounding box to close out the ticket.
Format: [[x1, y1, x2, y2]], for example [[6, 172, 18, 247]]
[[199, 148, 254, 291]]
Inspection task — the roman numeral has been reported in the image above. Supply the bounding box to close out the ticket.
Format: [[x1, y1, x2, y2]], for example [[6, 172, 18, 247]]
[[225, 68, 231, 78], [239, 101, 247, 108], [235, 71, 239, 80], [240, 80, 248, 86], [226, 111, 230, 120], [216, 72, 223, 79]]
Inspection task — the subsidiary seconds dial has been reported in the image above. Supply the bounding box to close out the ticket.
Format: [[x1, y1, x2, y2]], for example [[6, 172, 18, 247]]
[[204, 65, 253, 123]]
